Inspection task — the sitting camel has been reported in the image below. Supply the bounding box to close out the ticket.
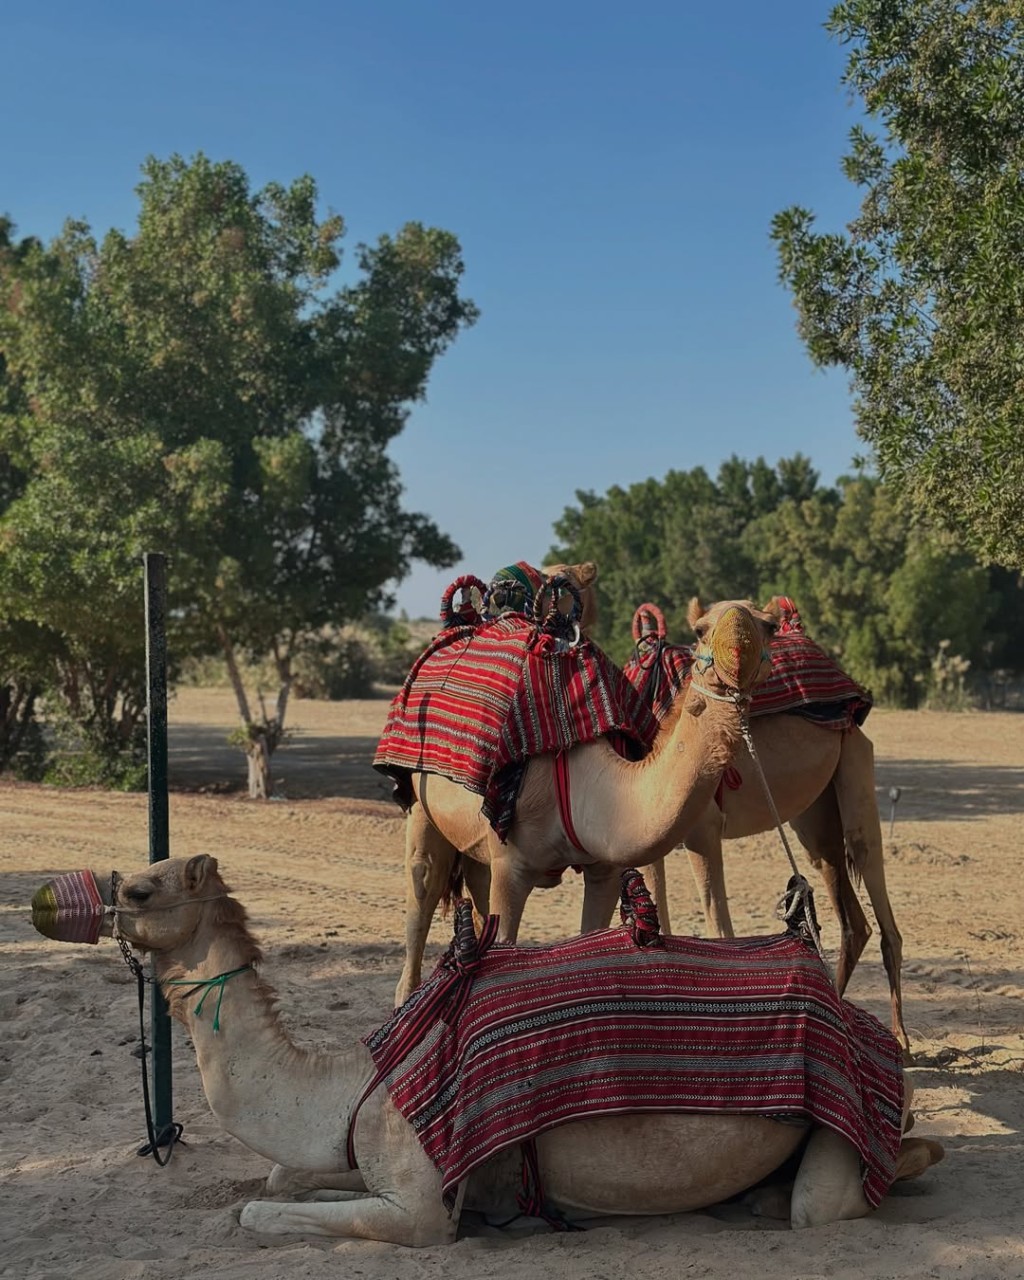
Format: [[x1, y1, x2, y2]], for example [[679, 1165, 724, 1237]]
[[96, 855, 941, 1243], [394, 596, 909, 1060], [394, 597, 775, 1002]]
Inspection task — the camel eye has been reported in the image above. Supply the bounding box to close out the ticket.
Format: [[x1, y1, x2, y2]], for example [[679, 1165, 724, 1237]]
[[693, 622, 708, 640], [125, 885, 153, 904]]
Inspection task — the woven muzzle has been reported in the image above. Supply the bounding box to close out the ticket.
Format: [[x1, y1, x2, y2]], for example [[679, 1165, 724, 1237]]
[[709, 606, 763, 691], [31, 869, 110, 945]]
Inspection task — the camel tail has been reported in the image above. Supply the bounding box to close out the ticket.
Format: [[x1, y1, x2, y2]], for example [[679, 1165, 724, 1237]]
[[845, 835, 865, 887], [439, 854, 464, 917]]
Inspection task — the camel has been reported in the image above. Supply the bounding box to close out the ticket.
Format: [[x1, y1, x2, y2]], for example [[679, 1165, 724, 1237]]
[[100, 854, 942, 1243], [641, 598, 909, 1057], [394, 597, 775, 1004], [394, 596, 910, 1061]]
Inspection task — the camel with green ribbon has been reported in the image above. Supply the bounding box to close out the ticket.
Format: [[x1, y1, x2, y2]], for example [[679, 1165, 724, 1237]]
[[47, 855, 940, 1245]]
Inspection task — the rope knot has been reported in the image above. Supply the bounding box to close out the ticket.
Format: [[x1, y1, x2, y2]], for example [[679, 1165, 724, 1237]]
[[775, 874, 831, 976], [619, 869, 664, 948], [450, 899, 484, 976]]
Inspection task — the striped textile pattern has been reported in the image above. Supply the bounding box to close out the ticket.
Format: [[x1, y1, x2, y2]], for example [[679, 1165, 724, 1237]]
[[623, 617, 871, 732], [364, 924, 904, 1213], [374, 614, 657, 839]]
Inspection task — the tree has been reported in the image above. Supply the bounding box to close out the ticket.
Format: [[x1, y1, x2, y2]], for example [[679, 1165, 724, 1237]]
[[0, 155, 477, 794], [773, 0, 1024, 570], [550, 459, 1020, 705], [750, 476, 994, 705], [549, 456, 819, 661]]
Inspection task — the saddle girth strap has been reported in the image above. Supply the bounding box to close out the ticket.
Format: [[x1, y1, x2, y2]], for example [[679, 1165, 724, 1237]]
[[553, 750, 589, 856]]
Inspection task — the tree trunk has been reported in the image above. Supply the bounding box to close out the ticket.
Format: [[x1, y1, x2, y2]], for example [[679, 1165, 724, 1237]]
[[217, 623, 291, 800], [0, 680, 38, 774], [246, 735, 272, 800]]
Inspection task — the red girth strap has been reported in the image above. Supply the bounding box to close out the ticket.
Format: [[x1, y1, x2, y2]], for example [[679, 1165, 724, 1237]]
[[714, 764, 743, 809], [553, 750, 589, 857]]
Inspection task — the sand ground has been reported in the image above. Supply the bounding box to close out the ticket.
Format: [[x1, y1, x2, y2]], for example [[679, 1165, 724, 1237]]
[[1, 689, 1022, 1279]]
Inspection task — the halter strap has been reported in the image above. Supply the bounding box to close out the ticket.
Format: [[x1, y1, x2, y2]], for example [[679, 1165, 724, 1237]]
[[164, 965, 253, 1032], [112, 893, 228, 915]]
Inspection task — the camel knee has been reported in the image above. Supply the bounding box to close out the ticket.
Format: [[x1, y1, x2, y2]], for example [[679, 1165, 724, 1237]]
[[411, 858, 428, 902], [790, 1127, 870, 1229], [264, 1164, 366, 1197]]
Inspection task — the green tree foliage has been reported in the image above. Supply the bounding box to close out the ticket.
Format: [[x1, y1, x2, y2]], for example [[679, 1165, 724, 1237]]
[[750, 476, 994, 704], [772, 0, 1024, 570], [0, 155, 477, 792], [549, 456, 819, 659], [550, 458, 1020, 706]]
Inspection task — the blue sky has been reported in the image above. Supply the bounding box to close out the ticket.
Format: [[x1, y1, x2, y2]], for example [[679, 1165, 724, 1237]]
[[3, 1, 865, 619]]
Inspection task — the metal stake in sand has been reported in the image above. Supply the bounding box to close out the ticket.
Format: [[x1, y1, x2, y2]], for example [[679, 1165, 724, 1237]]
[[888, 785, 902, 839], [141, 551, 177, 1154]]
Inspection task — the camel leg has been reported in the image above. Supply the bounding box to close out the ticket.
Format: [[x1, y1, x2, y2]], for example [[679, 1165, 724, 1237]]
[[242, 1095, 466, 1245], [580, 863, 622, 932], [488, 849, 535, 942], [789, 789, 871, 995], [683, 808, 735, 937], [265, 1164, 366, 1196], [833, 727, 909, 1059], [461, 856, 492, 930], [646, 857, 672, 935], [395, 808, 458, 1007], [790, 1126, 870, 1228], [240, 1186, 462, 1244]]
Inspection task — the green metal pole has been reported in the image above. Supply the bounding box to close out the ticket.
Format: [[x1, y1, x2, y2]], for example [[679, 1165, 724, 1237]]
[[143, 552, 175, 1145]]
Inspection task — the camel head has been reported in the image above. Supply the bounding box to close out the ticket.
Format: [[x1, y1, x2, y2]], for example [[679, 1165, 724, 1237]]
[[110, 855, 233, 954], [541, 561, 599, 634], [686, 597, 777, 697]]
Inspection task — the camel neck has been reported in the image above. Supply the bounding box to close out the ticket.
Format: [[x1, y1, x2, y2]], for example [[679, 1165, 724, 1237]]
[[155, 934, 374, 1173], [572, 687, 744, 862]]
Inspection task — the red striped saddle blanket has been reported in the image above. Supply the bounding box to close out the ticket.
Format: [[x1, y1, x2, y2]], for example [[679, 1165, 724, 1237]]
[[623, 598, 871, 731], [363, 918, 904, 1213], [374, 613, 657, 839]]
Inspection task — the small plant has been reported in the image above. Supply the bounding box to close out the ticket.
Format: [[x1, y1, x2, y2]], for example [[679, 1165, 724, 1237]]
[[925, 641, 975, 712], [36, 699, 148, 790]]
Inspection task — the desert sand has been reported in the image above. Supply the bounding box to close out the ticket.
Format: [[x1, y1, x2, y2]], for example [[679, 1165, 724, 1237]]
[[2, 688, 1023, 1279]]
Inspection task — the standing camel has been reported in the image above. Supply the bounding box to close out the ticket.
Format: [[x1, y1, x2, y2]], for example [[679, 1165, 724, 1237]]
[[393, 597, 775, 1001], [393, 596, 909, 1060], [639, 597, 908, 1057], [84, 855, 939, 1243]]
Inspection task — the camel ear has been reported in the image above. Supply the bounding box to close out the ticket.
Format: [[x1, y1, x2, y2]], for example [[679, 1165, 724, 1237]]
[[686, 597, 706, 631], [184, 854, 217, 893], [762, 597, 783, 623]]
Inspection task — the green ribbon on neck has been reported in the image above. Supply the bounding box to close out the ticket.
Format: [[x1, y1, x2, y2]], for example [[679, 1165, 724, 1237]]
[[165, 964, 252, 1033]]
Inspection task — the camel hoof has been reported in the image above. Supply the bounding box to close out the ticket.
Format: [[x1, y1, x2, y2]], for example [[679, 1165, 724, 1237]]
[[742, 1183, 792, 1220], [895, 1138, 945, 1181]]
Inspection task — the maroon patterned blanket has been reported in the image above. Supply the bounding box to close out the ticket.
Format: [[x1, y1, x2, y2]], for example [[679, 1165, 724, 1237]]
[[364, 921, 905, 1213], [374, 613, 657, 839], [623, 598, 871, 731]]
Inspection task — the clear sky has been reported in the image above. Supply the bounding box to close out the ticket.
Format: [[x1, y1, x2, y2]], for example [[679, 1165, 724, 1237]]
[[3, 1, 865, 619]]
